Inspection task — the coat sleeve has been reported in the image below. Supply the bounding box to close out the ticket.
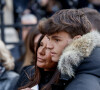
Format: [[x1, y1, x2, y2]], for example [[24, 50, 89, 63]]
[[65, 73, 100, 90], [15, 65, 35, 89]]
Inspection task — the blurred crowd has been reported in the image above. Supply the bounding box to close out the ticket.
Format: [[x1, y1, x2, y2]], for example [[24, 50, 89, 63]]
[[13, 0, 100, 24], [0, 0, 100, 90]]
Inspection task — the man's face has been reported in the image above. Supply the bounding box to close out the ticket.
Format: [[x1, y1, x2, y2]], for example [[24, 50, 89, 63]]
[[47, 31, 73, 62]]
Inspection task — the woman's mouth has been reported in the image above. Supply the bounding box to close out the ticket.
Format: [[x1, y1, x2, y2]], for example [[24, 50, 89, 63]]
[[37, 57, 44, 62]]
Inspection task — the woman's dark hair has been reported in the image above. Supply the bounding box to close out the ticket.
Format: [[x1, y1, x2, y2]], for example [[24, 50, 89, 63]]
[[18, 35, 60, 90], [24, 26, 41, 65], [16, 26, 41, 73], [29, 26, 41, 54]]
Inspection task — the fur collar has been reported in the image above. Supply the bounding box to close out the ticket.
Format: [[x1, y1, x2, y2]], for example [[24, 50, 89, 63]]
[[58, 31, 100, 77]]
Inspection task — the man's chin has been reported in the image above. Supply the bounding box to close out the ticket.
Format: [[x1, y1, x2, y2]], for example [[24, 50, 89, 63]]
[[52, 57, 59, 62]]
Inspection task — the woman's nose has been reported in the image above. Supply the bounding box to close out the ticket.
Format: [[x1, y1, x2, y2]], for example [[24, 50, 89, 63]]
[[39, 47, 45, 55]]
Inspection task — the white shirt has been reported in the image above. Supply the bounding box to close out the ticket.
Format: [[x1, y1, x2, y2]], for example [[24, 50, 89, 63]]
[[31, 84, 39, 90]]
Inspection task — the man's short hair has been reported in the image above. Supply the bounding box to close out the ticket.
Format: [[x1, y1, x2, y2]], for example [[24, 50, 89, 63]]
[[38, 9, 92, 38], [79, 8, 100, 32]]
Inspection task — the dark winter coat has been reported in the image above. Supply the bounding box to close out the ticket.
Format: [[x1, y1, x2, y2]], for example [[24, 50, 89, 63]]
[[58, 31, 100, 90]]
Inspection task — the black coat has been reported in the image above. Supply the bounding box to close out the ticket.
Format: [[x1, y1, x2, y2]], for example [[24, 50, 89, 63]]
[[58, 31, 100, 90], [65, 47, 100, 90], [15, 66, 69, 90]]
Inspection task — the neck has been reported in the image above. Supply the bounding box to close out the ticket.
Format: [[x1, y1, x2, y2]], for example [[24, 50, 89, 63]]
[[44, 68, 57, 71]]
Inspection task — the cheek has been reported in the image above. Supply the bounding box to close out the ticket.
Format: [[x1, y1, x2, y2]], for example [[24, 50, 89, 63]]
[[45, 55, 51, 63], [46, 58, 57, 69], [37, 60, 46, 68], [45, 52, 52, 62], [61, 39, 71, 50], [57, 42, 69, 56], [37, 50, 39, 56]]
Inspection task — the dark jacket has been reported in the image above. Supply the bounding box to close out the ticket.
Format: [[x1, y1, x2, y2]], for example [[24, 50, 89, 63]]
[[0, 63, 19, 90], [15, 65, 34, 89], [15, 66, 69, 90], [58, 31, 100, 90], [64, 47, 100, 90]]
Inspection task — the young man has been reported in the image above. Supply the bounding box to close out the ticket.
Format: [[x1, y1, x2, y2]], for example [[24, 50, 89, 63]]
[[39, 9, 100, 90]]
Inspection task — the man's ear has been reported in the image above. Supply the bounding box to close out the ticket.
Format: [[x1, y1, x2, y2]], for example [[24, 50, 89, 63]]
[[73, 35, 81, 40]]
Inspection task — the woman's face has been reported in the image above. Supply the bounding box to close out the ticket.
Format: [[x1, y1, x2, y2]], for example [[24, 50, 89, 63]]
[[37, 36, 57, 71]]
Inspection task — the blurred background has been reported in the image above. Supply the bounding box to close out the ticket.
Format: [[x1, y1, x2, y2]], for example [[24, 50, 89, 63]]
[[0, 0, 100, 52], [0, 0, 100, 89]]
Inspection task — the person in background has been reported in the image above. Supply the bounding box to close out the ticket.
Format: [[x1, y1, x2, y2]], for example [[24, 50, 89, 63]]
[[13, 0, 30, 24], [79, 7, 100, 32], [10, 14, 37, 63], [77, 0, 100, 12], [0, 40, 19, 90], [0, 40, 14, 70], [88, 0, 100, 12], [21, 14, 38, 41], [24, 0, 62, 20], [14, 26, 41, 73], [58, 0, 79, 9]]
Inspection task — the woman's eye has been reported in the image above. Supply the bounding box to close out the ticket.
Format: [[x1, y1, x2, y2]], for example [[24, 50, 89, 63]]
[[40, 42, 43, 46]]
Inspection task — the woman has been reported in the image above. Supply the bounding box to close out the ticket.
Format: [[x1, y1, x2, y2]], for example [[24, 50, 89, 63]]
[[18, 35, 63, 90]]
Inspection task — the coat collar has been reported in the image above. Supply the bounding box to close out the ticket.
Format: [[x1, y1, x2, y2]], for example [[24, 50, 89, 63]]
[[58, 31, 100, 77]]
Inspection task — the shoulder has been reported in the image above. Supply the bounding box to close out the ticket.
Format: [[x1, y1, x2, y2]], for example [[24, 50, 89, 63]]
[[22, 65, 35, 78], [89, 47, 100, 58], [16, 65, 35, 88], [65, 73, 100, 90]]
